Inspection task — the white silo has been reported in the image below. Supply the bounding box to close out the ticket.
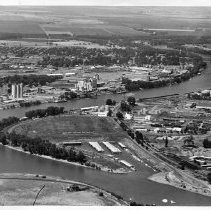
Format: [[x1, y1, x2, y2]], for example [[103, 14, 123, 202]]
[[16, 84, 20, 99], [19, 83, 23, 98]]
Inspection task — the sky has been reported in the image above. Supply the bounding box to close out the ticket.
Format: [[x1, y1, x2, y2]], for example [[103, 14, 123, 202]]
[[0, 0, 211, 6]]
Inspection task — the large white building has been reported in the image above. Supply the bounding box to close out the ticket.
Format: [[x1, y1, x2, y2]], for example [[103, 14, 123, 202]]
[[11, 83, 23, 99], [76, 78, 97, 92]]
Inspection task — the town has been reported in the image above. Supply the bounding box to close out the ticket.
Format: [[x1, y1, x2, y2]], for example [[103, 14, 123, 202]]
[[0, 38, 206, 110], [1, 4, 211, 207]]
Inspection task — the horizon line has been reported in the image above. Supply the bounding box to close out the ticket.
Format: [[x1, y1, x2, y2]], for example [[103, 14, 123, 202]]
[[1, 5, 211, 7]]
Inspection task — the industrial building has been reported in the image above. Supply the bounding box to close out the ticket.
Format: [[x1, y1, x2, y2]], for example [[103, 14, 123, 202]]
[[76, 77, 97, 92]]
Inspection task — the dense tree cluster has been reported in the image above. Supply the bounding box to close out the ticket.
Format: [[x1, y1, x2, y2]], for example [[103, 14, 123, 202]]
[[0, 132, 7, 145], [203, 139, 211, 149], [25, 106, 64, 119], [36, 45, 191, 67], [116, 111, 124, 120], [7, 132, 87, 164], [127, 129, 135, 139], [0, 117, 19, 131], [19, 100, 41, 107], [135, 131, 144, 145], [120, 101, 131, 112], [0, 36, 200, 69], [60, 91, 77, 100], [105, 99, 116, 106], [0, 117, 20, 145], [0, 74, 62, 88], [127, 96, 136, 106]]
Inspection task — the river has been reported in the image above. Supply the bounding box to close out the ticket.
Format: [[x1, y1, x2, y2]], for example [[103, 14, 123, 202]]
[[0, 56, 211, 205], [1, 58, 211, 120], [1, 145, 211, 206]]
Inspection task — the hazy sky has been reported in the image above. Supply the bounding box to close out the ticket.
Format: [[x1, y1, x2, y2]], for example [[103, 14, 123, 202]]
[[0, 0, 211, 6]]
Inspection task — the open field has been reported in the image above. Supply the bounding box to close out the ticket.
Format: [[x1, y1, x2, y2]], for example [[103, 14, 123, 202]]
[[1, 6, 211, 38], [11, 115, 128, 143], [0, 173, 122, 205], [42, 24, 147, 37], [0, 21, 46, 38]]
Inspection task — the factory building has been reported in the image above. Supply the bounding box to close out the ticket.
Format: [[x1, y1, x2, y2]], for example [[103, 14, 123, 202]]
[[76, 78, 97, 92]]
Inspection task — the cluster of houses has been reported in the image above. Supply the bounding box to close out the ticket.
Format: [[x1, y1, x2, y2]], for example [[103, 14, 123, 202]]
[[0, 54, 41, 73]]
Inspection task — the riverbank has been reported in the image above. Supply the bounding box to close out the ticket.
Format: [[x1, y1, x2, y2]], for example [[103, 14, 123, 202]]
[[118, 112, 211, 198], [148, 171, 211, 197], [0, 172, 126, 205], [3, 145, 129, 175]]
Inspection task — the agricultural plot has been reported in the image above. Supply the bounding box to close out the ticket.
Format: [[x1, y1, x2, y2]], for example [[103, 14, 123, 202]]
[[99, 25, 148, 36], [45, 31, 74, 37], [42, 23, 147, 37], [42, 25, 110, 37], [1, 7, 211, 38], [11, 115, 127, 143], [0, 21, 46, 36]]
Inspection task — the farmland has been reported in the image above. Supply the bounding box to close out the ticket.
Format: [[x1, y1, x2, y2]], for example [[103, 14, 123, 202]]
[[0, 21, 46, 38], [11, 115, 127, 143], [1, 6, 211, 38], [42, 24, 145, 37]]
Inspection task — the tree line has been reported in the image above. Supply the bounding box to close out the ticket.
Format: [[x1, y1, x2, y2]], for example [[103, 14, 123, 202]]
[[6, 132, 87, 164], [0, 74, 62, 88], [19, 100, 41, 108], [203, 138, 211, 149], [25, 106, 65, 119], [0, 116, 20, 145], [0, 117, 20, 131], [0, 115, 87, 164], [60, 91, 78, 100], [123, 59, 207, 92]]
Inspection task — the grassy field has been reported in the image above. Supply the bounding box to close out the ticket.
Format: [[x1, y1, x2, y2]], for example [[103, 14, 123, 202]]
[[11, 115, 127, 143], [0, 173, 121, 206], [9, 115, 138, 173]]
